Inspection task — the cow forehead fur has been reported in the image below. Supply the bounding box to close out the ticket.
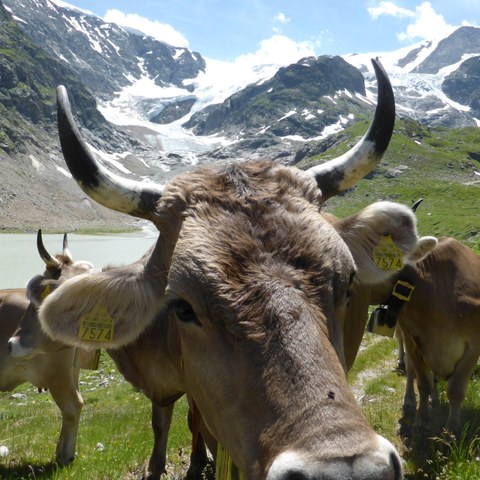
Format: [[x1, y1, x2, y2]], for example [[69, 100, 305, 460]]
[[163, 160, 354, 330], [159, 160, 323, 212]]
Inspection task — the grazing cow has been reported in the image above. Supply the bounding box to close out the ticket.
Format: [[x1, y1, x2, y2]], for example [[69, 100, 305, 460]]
[[38, 59, 438, 480], [9, 236, 208, 480], [1, 232, 95, 466], [369, 237, 480, 435]]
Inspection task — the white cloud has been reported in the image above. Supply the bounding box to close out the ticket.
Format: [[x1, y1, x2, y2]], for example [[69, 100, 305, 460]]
[[368, 1, 456, 42], [104, 9, 189, 47], [273, 12, 291, 25], [191, 35, 320, 112], [397, 2, 455, 41], [234, 35, 317, 68], [368, 1, 414, 19]]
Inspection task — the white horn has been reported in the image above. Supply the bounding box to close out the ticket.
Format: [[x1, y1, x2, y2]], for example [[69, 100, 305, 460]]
[[56, 86, 164, 221], [307, 58, 395, 200]]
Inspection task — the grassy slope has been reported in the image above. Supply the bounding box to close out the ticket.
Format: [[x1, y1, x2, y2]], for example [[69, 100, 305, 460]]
[[0, 354, 193, 480], [350, 334, 480, 480], [298, 118, 480, 247]]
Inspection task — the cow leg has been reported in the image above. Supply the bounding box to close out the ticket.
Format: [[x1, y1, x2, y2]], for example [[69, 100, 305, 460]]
[[402, 351, 416, 418], [400, 329, 418, 418], [445, 347, 479, 435], [431, 375, 439, 408], [145, 403, 174, 480], [185, 409, 209, 480], [145, 403, 208, 479], [48, 368, 83, 465], [413, 361, 435, 431], [401, 331, 433, 431], [395, 329, 406, 374]]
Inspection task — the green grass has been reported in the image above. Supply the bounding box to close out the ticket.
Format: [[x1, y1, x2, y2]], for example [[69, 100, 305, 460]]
[[349, 333, 480, 480], [0, 354, 193, 479]]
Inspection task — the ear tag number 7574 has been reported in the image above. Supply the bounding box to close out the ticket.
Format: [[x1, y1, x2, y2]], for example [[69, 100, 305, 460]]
[[373, 234, 404, 270], [78, 305, 114, 342]]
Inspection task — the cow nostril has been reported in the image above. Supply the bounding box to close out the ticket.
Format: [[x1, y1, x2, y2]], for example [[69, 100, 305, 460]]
[[391, 450, 403, 480], [283, 472, 307, 480], [7, 341, 12, 353]]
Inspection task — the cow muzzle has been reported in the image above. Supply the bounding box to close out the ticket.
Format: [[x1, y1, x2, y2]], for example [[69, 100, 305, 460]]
[[266, 436, 403, 480], [7, 337, 34, 358]]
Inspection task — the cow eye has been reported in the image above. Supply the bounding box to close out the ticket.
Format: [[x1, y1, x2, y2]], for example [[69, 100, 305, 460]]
[[173, 299, 199, 324]]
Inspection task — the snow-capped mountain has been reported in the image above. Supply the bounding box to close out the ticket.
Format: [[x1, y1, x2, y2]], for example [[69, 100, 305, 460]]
[[5, 0, 480, 155], [3, 0, 205, 103], [1, 0, 480, 231], [344, 26, 480, 128]]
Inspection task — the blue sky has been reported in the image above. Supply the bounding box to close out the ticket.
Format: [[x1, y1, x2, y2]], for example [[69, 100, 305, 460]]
[[55, 1, 478, 64]]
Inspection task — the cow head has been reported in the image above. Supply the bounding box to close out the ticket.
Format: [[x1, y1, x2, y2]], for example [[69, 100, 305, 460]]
[[38, 59, 432, 479], [8, 230, 96, 358]]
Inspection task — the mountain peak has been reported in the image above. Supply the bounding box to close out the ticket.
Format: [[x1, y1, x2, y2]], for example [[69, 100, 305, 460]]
[[3, 0, 206, 100], [413, 25, 480, 74]]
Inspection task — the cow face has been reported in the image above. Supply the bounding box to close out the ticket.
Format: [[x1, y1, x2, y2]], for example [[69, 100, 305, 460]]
[[38, 59, 414, 479], [8, 231, 95, 358]]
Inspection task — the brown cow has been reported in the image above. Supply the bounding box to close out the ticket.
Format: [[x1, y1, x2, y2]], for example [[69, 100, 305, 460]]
[[371, 237, 480, 435], [9, 236, 208, 479], [1, 232, 95, 465], [38, 59, 438, 479]]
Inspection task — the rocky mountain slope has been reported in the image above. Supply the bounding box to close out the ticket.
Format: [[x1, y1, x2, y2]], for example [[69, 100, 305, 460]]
[[345, 26, 480, 128], [0, 1, 151, 231], [3, 0, 205, 104], [1, 0, 480, 232]]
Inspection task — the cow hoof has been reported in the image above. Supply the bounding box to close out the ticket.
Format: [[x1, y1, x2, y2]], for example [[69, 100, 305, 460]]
[[398, 417, 413, 441], [186, 459, 215, 480], [141, 469, 161, 480], [56, 454, 75, 466]]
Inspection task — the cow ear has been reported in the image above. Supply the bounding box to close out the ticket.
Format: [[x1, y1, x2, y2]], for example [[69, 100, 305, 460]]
[[38, 269, 164, 350], [334, 201, 437, 284], [406, 236, 438, 262], [26, 275, 57, 308]]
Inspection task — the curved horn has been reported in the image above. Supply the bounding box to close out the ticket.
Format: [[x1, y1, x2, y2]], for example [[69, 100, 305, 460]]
[[411, 198, 424, 213], [56, 86, 164, 221], [307, 58, 395, 200], [37, 229, 61, 269], [62, 233, 73, 263]]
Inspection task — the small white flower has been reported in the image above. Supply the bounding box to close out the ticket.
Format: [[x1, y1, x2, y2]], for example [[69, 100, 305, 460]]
[[11, 393, 27, 400], [96, 442, 105, 452], [0, 446, 9, 457]]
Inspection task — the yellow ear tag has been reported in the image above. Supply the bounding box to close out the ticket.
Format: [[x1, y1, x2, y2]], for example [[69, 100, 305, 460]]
[[40, 284, 52, 300], [78, 305, 114, 343], [373, 234, 404, 270]]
